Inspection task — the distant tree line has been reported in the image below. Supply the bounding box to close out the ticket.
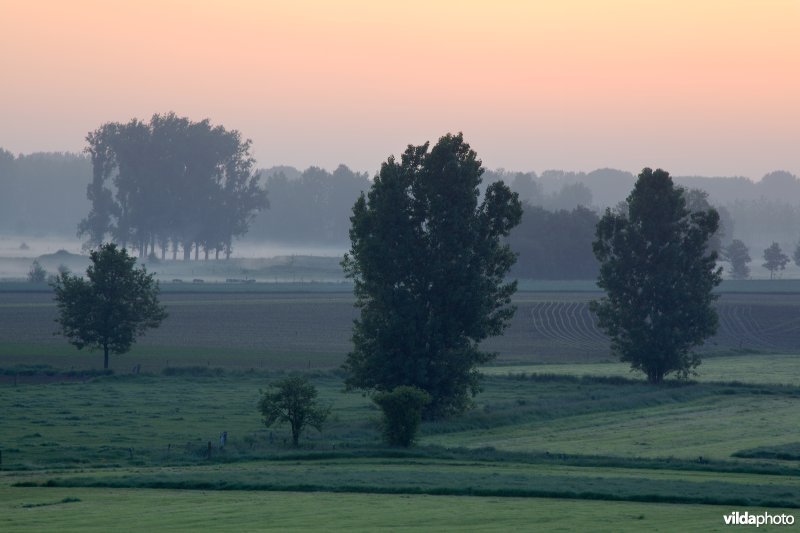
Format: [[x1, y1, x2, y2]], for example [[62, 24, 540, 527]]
[[80, 113, 267, 259], [0, 149, 90, 235], [248, 165, 370, 244], [3, 141, 800, 276], [507, 205, 600, 280]]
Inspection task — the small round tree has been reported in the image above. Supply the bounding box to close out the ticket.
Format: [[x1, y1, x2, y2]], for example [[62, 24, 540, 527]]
[[373, 386, 432, 448], [258, 376, 331, 447], [762, 242, 789, 280], [52, 243, 167, 369]]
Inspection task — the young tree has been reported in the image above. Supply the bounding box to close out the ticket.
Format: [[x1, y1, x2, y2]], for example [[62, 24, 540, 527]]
[[762, 242, 789, 279], [725, 239, 751, 279], [27, 260, 47, 282], [590, 168, 722, 384], [258, 376, 331, 447], [52, 243, 167, 369], [342, 133, 522, 417]]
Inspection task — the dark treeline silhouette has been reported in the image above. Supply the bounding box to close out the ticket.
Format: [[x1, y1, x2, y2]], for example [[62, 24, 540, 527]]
[[507, 204, 599, 279], [2, 143, 798, 272], [0, 149, 90, 235], [80, 113, 267, 259], [248, 165, 370, 244]]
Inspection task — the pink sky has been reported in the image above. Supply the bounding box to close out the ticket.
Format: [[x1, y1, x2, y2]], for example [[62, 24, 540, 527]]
[[1, 0, 798, 178]]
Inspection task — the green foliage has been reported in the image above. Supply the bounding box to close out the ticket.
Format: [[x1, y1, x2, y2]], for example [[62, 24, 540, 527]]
[[51, 243, 167, 369], [794, 241, 800, 268], [762, 242, 789, 279], [724, 239, 751, 279], [26, 260, 47, 283], [258, 375, 331, 446], [342, 133, 522, 417], [590, 168, 722, 384], [373, 386, 431, 447]]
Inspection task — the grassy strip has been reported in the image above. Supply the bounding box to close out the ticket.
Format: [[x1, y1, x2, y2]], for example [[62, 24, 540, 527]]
[[25, 469, 800, 509], [4, 487, 778, 532], [261, 446, 800, 477], [424, 374, 800, 437], [0, 365, 112, 377], [734, 443, 800, 461]]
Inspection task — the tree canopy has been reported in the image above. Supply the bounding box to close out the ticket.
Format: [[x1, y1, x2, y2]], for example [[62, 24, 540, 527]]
[[52, 243, 167, 369], [342, 133, 522, 417], [258, 376, 331, 447], [590, 168, 722, 384], [79, 113, 267, 259]]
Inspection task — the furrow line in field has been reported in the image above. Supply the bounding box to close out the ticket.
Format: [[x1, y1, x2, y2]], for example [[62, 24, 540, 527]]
[[578, 303, 609, 342]]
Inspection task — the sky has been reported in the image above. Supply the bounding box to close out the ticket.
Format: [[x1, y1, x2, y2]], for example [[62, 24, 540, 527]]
[[1, 0, 798, 179]]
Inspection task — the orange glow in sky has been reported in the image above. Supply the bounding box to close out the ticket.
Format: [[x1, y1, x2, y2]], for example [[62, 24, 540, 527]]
[[1, 0, 798, 178]]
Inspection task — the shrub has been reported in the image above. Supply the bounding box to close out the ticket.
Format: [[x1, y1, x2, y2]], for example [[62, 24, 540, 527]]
[[373, 386, 432, 447]]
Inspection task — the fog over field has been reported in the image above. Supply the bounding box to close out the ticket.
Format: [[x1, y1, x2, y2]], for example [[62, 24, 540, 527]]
[[2, 150, 800, 282]]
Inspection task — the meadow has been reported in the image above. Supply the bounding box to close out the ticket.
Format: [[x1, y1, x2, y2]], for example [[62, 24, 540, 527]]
[[1, 282, 799, 530]]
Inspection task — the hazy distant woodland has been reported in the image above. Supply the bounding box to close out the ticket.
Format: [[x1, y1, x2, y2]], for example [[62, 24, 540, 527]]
[[1, 147, 800, 278]]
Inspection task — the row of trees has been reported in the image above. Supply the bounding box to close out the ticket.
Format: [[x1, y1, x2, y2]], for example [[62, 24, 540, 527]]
[[80, 113, 267, 259], [725, 240, 800, 280], [728, 240, 800, 280], [49, 133, 769, 438]]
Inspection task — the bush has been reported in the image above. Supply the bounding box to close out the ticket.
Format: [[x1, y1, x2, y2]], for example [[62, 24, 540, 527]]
[[373, 386, 432, 447]]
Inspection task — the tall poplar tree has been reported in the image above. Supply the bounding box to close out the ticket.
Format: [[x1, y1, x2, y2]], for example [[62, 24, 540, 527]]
[[342, 133, 522, 417], [591, 168, 722, 384]]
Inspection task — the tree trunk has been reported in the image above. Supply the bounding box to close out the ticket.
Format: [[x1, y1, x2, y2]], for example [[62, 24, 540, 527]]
[[103, 344, 109, 370], [194, 244, 199, 261], [183, 244, 191, 261]]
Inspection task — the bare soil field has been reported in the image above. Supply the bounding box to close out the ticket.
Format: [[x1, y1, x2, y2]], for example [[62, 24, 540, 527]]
[[1, 288, 798, 371]]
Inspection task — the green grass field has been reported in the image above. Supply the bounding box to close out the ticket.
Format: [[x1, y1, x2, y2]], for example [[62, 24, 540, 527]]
[[2, 284, 800, 530], [7, 487, 794, 532]]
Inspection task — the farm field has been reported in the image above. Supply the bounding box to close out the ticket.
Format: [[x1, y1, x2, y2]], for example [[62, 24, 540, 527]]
[[1, 286, 799, 372], [1, 284, 799, 530]]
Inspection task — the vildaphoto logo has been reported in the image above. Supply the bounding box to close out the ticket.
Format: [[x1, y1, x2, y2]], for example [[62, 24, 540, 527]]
[[723, 511, 795, 527]]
